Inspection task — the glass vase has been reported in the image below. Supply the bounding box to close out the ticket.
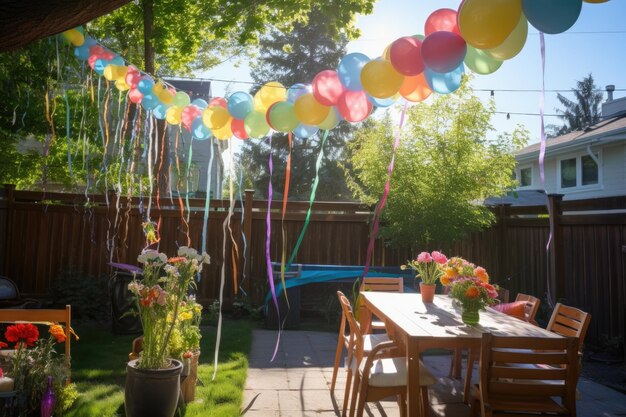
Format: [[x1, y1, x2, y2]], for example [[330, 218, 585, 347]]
[[461, 308, 480, 325]]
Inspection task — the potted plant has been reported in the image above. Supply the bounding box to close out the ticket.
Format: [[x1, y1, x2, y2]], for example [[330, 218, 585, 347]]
[[125, 247, 209, 417], [402, 251, 448, 302], [440, 257, 498, 325]]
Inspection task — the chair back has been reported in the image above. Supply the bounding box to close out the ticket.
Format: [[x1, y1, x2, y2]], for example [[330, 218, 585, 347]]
[[336, 291, 364, 363], [547, 303, 591, 354], [478, 334, 579, 416], [496, 286, 510, 304], [515, 293, 540, 324], [360, 277, 404, 293]]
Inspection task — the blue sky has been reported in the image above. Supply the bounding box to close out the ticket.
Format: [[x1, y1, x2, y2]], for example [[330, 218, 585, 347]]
[[201, 0, 626, 145]]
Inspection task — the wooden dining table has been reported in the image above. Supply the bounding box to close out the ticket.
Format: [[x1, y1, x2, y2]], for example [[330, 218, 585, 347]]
[[358, 292, 561, 417]]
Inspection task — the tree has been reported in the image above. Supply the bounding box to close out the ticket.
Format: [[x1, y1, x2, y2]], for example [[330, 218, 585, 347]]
[[551, 73, 603, 136], [235, 7, 355, 201], [345, 78, 529, 249]]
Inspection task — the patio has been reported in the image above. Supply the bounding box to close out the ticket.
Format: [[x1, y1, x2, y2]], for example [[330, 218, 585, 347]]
[[242, 329, 626, 417]]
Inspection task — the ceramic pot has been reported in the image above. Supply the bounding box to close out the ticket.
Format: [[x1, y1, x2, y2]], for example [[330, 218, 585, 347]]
[[181, 350, 201, 403], [125, 359, 182, 417], [420, 283, 436, 303]]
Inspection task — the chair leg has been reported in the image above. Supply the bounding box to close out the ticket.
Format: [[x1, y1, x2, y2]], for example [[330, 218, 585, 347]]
[[331, 336, 344, 393], [420, 386, 429, 417], [398, 392, 408, 417], [349, 371, 362, 417], [354, 375, 368, 417], [342, 365, 354, 417], [450, 347, 463, 378], [470, 395, 479, 417], [464, 348, 475, 404]]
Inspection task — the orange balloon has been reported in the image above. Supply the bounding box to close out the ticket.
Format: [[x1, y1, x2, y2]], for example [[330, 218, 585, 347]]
[[399, 73, 432, 102]]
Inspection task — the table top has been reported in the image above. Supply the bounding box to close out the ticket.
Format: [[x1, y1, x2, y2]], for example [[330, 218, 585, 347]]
[[360, 292, 558, 340]]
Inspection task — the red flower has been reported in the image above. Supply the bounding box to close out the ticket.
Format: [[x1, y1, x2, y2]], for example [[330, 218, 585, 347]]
[[5, 323, 39, 348], [0, 341, 7, 349]]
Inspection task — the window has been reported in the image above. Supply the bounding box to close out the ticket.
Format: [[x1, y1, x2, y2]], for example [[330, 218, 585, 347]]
[[519, 167, 532, 187], [557, 152, 601, 191]]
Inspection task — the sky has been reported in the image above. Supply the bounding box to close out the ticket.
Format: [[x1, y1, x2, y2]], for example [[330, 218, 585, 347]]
[[200, 0, 626, 149]]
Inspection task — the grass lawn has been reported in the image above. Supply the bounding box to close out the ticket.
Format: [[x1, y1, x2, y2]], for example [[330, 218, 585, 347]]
[[66, 319, 254, 417]]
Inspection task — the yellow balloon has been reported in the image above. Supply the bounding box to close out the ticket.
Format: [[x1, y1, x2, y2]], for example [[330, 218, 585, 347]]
[[317, 107, 341, 130], [361, 59, 405, 99], [259, 81, 287, 109], [157, 87, 175, 105], [115, 78, 131, 91], [103, 65, 127, 81], [213, 122, 233, 140], [382, 44, 392, 60], [62, 29, 84, 46], [253, 91, 267, 113], [458, 0, 522, 49], [202, 106, 231, 130], [294, 93, 330, 125], [166, 106, 183, 125], [487, 15, 527, 60]]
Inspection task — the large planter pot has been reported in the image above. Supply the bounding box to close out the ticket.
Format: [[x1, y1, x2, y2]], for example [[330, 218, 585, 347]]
[[419, 283, 436, 303], [125, 359, 182, 417], [181, 351, 201, 403]]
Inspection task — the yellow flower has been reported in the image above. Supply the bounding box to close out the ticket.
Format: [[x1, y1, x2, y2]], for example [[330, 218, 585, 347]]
[[440, 275, 451, 286], [179, 311, 193, 321], [444, 268, 458, 278]]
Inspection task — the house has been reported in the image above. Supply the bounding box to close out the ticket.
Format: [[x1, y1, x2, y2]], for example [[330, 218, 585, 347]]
[[513, 85, 626, 201]]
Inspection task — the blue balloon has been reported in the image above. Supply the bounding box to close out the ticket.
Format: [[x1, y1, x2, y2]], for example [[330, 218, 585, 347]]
[[74, 45, 90, 61], [338, 53, 370, 91], [94, 58, 109, 75], [153, 103, 169, 120], [227, 91, 254, 119], [367, 94, 396, 108], [191, 98, 208, 109], [287, 83, 310, 103], [191, 117, 212, 140], [141, 93, 160, 111], [137, 77, 155, 94], [109, 56, 124, 66], [292, 124, 319, 139], [425, 64, 465, 94], [522, 0, 582, 34]]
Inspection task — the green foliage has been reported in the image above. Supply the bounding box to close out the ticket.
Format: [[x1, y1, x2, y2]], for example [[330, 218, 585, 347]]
[[548, 73, 604, 137], [346, 77, 529, 248], [49, 269, 111, 324]]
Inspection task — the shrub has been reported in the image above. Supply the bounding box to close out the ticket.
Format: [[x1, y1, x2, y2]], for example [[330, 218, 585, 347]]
[[49, 269, 110, 324]]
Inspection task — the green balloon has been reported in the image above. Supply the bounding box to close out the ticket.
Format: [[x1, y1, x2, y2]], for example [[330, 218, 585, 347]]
[[268, 101, 299, 133], [464, 45, 503, 75], [244, 111, 270, 138], [173, 92, 191, 107]]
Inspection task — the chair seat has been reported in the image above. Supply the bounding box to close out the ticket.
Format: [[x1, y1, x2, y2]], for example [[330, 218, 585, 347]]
[[472, 385, 569, 414], [371, 320, 386, 330], [352, 357, 436, 388]]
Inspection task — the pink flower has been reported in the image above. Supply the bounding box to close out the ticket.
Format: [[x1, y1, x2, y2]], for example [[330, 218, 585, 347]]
[[416, 252, 432, 263], [431, 251, 447, 265]]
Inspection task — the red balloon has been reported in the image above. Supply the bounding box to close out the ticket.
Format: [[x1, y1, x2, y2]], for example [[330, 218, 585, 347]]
[[125, 66, 141, 88], [231, 118, 249, 140], [128, 88, 143, 104], [425, 8, 460, 36], [422, 31, 467, 73], [209, 97, 227, 108], [337, 90, 373, 123], [182, 105, 202, 130], [312, 70, 346, 106], [389, 36, 424, 76]]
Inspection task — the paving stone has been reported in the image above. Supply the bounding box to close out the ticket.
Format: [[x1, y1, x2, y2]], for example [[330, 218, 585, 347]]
[[243, 389, 280, 412]]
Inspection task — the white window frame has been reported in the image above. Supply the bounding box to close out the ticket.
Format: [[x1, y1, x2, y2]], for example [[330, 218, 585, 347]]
[[516, 165, 533, 189], [556, 150, 603, 193]]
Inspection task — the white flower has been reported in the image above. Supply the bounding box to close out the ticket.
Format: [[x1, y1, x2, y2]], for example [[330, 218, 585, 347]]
[[138, 250, 167, 266], [128, 281, 144, 294], [178, 246, 198, 258], [164, 264, 180, 278], [199, 252, 211, 265]]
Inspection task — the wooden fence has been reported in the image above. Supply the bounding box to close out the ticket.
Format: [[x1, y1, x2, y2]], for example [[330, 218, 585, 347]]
[[1, 184, 625, 347]]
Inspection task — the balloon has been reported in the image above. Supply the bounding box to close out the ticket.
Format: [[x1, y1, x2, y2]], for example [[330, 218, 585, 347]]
[[166, 106, 183, 125], [191, 117, 212, 140], [128, 88, 143, 104], [244, 111, 270, 138], [361, 59, 404, 99], [268, 101, 299, 132], [74, 44, 90, 61], [125, 66, 141, 88], [389, 36, 424, 76], [253, 91, 267, 112], [141, 94, 160, 111], [425, 9, 460, 35], [337, 90, 373, 123], [191, 98, 208, 109], [173, 92, 191, 107], [62, 28, 84, 46], [317, 107, 342, 130], [458, 0, 522, 49], [115, 78, 131, 91], [212, 122, 233, 140], [287, 83, 310, 103], [367, 94, 397, 108], [209, 97, 228, 108], [422, 31, 467, 73], [294, 93, 331, 125], [182, 105, 202, 130], [338, 53, 370, 91], [464, 45, 503, 75], [153, 103, 169, 120], [157, 87, 175, 105], [202, 105, 231, 130], [425, 64, 465, 95], [227, 91, 254, 120], [137, 77, 155, 94], [293, 124, 319, 139], [312, 70, 346, 106], [399, 73, 432, 102], [231, 118, 249, 140], [94, 58, 110, 75], [522, 0, 582, 34], [259, 82, 287, 109], [103, 65, 127, 81], [487, 15, 528, 60]]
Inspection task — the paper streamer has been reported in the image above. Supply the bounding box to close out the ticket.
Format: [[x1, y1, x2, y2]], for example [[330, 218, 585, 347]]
[[201, 137, 214, 258], [279, 132, 293, 304], [286, 130, 329, 267], [226, 140, 240, 293], [63, 89, 73, 181], [237, 166, 249, 294], [362, 102, 409, 279], [185, 138, 194, 229]]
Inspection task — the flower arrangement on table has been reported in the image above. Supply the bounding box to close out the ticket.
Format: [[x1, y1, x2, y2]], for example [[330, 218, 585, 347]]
[[402, 251, 448, 302], [440, 257, 499, 325]]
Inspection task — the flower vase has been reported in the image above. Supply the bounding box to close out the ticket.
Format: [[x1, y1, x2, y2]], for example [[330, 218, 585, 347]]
[[461, 308, 480, 325], [40, 376, 55, 417], [419, 283, 436, 303]]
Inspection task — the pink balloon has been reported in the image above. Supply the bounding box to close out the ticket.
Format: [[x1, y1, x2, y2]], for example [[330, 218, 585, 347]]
[[422, 31, 467, 73], [337, 90, 373, 123], [182, 106, 202, 130], [231, 118, 249, 140], [209, 97, 227, 108], [312, 70, 346, 106], [128, 88, 143, 104], [425, 8, 460, 36], [389, 36, 425, 76], [125, 66, 141, 88]]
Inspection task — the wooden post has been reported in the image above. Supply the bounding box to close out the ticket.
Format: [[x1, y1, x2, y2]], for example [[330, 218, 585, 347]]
[[547, 194, 564, 302], [498, 204, 511, 283], [243, 190, 254, 299], [3, 184, 15, 276]]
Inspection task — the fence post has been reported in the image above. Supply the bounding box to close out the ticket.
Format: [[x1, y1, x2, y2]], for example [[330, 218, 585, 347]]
[[2, 184, 15, 276], [497, 204, 511, 284], [547, 194, 564, 302], [243, 190, 254, 299]]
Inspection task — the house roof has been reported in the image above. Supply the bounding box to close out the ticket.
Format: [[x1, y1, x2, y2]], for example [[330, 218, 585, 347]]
[[516, 114, 626, 160], [485, 190, 548, 207]]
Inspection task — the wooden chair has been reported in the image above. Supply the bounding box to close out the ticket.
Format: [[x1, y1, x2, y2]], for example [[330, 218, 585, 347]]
[[497, 287, 510, 304], [547, 303, 591, 355], [331, 291, 389, 396], [360, 277, 404, 331], [470, 334, 579, 417], [338, 292, 435, 417], [515, 293, 540, 325]]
